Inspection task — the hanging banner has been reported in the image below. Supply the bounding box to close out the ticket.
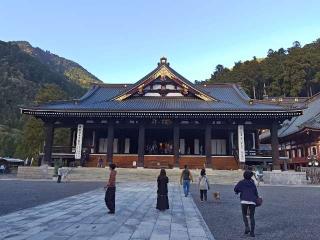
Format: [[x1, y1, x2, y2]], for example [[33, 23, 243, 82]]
[[238, 125, 245, 163], [75, 124, 84, 159]]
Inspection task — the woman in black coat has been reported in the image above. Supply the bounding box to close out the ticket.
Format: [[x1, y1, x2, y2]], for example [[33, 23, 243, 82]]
[[156, 168, 169, 211], [234, 170, 259, 237]]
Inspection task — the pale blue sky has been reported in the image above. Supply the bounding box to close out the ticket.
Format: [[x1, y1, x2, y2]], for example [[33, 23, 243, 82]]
[[1, 0, 319, 83]]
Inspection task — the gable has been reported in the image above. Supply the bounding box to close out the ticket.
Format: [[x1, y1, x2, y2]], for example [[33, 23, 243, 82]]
[[113, 57, 216, 101]]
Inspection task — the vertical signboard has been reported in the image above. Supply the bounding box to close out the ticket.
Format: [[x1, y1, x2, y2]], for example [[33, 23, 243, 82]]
[[238, 125, 245, 163], [75, 124, 84, 159]]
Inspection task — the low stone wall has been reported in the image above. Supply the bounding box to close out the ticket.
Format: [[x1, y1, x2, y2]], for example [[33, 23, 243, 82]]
[[144, 155, 175, 168], [212, 156, 238, 170], [264, 171, 307, 185], [17, 166, 54, 179], [179, 156, 206, 169]]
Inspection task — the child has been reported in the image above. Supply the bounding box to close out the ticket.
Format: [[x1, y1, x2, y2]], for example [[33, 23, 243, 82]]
[[198, 168, 210, 201]]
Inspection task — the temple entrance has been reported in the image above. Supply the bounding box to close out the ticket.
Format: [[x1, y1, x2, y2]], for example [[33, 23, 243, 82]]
[[114, 128, 138, 154], [145, 128, 173, 155], [180, 129, 205, 155]]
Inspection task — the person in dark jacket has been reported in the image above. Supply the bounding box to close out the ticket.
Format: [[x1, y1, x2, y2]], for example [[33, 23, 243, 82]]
[[234, 170, 259, 237], [156, 168, 169, 211]]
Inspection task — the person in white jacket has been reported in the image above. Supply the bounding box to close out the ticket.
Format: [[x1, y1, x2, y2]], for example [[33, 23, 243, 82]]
[[198, 168, 210, 201]]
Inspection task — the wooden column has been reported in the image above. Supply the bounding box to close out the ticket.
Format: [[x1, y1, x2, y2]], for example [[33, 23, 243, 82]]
[[107, 122, 114, 164], [205, 123, 212, 167], [43, 122, 54, 165], [138, 124, 145, 167], [173, 123, 180, 165], [69, 128, 74, 148], [228, 131, 234, 155], [271, 121, 280, 170]]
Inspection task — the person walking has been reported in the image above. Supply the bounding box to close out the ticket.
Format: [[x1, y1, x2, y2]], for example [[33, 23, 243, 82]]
[[97, 157, 103, 168], [156, 168, 169, 211], [180, 165, 193, 197], [57, 166, 62, 183], [104, 163, 117, 214], [198, 168, 210, 202], [0, 164, 5, 174], [234, 170, 259, 238]]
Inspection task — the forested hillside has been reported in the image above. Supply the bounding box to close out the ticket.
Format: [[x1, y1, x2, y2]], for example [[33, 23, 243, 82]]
[[14, 41, 101, 88], [0, 40, 102, 158], [207, 39, 320, 99]]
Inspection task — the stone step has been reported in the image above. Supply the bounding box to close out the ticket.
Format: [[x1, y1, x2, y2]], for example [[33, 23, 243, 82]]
[[17, 166, 244, 184]]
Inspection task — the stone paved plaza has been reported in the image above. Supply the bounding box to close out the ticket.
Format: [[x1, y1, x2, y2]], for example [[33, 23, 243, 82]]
[[191, 184, 320, 240], [0, 182, 214, 240]]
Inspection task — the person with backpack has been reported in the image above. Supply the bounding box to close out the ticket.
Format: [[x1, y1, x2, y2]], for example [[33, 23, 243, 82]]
[[180, 165, 193, 197], [198, 168, 210, 202], [234, 170, 259, 238]]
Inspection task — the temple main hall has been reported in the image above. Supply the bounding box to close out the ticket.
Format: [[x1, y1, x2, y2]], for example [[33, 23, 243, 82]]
[[22, 58, 303, 169]]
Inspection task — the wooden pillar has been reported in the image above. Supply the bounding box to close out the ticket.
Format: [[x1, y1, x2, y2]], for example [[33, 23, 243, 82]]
[[107, 122, 114, 164], [138, 124, 145, 167], [173, 123, 180, 165], [228, 131, 234, 155], [271, 121, 280, 170], [205, 123, 212, 167], [69, 128, 74, 148], [43, 122, 54, 165]]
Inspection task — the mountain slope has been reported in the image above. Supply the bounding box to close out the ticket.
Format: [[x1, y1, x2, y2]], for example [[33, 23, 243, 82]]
[[0, 40, 102, 128], [13, 41, 102, 87]]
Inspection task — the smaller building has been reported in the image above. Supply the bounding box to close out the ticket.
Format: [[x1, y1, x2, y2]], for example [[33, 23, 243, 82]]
[[262, 94, 320, 169]]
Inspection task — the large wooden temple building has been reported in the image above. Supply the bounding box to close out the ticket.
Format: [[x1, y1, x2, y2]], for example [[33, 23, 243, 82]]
[[22, 58, 303, 169]]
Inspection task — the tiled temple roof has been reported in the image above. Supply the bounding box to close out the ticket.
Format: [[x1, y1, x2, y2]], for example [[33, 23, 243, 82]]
[[21, 58, 302, 118], [276, 93, 320, 138]]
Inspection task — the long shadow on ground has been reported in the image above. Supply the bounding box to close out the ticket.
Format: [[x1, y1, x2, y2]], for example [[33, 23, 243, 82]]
[[0, 180, 104, 216], [190, 184, 320, 240]]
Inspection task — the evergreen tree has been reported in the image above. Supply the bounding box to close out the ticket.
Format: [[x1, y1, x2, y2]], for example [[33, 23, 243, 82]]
[[207, 38, 320, 98], [15, 84, 69, 163]]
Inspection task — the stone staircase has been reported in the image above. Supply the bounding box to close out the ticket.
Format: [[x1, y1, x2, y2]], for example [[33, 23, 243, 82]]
[[17, 166, 244, 184], [17, 166, 54, 179]]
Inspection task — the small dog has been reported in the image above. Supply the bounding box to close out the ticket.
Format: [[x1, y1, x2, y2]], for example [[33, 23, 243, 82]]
[[213, 192, 221, 200]]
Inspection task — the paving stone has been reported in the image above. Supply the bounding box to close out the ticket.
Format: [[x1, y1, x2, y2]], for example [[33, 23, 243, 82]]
[[150, 233, 170, 240], [110, 232, 132, 240], [170, 230, 190, 240], [0, 182, 215, 240]]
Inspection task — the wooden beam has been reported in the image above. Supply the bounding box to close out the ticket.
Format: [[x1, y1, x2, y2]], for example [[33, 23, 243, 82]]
[[271, 121, 280, 169], [173, 123, 180, 166], [107, 122, 114, 164], [205, 123, 212, 167], [138, 124, 145, 167], [228, 131, 234, 155]]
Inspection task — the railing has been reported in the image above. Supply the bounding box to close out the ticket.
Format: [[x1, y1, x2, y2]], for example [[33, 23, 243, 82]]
[[52, 146, 74, 153], [245, 149, 286, 157]]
